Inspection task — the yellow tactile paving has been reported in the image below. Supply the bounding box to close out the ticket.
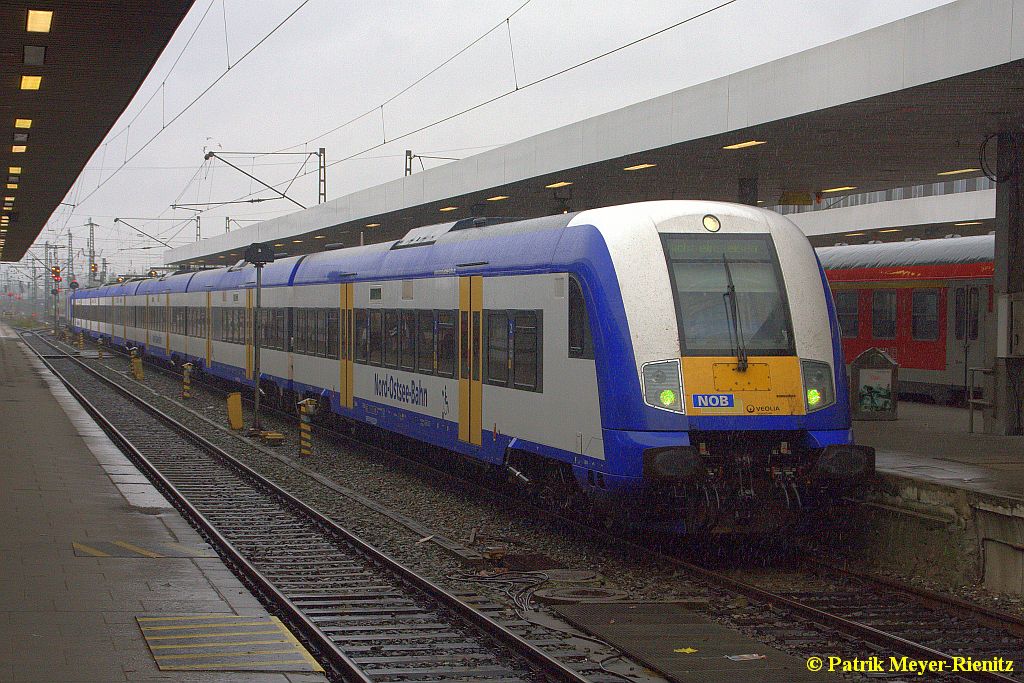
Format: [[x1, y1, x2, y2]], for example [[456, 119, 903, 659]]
[[136, 615, 323, 672], [112, 540, 164, 558], [72, 539, 216, 558], [71, 542, 110, 557], [145, 630, 283, 641]]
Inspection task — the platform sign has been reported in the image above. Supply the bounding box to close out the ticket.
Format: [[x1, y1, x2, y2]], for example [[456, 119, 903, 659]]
[[849, 347, 898, 421], [858, 369, 893, 412]]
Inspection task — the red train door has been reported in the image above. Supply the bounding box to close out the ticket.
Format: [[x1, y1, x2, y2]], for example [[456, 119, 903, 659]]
[[952, 284, 986, 389]]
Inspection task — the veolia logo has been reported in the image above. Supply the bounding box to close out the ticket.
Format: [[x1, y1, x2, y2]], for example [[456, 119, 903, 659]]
[[692, 393, 734, 408]]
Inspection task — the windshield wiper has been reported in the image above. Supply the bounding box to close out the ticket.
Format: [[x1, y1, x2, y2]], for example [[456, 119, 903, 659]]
[[722, 255, 749, 372]]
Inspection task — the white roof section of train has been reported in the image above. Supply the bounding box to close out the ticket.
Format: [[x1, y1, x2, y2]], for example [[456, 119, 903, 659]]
[[817, 234, 995, 269], [166, 0, 1024, 265]]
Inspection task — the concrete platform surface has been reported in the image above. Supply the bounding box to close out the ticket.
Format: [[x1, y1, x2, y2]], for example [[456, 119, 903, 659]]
[[0, 326, 328, 683], [855, 402, 1024, 503]]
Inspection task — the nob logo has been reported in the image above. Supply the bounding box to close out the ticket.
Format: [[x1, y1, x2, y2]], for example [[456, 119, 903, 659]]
[[692, 393, 734, 408]]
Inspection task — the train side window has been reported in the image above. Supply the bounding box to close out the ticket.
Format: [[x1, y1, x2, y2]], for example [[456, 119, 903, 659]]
[[317, 308, 329, 357], [368, 309, 383, 366], [568, 276, 594, 359], [436, 310, 456, 378], [416, 310, 434, 375], [311, 308, 320, 355], [459, 311, 470, 379], [306, 308, 316, 353], [911, 289, 940, 341], [954, 288, 966, 340], [485, 311, 510, 386], [968, 288, 980, 340], [871, 290, 896, 339], [513, 311, 542, 392], [400, 310, 416, 371], [834, 290, 860, 338], [354, 309, 368, 362], [472, 311, 481, 382], [327, 309, 339, 359], [383, 310, 399, 368], [339, 309, 348, 360], [292, 308, 302, 352], [276, 308, 287, 351], [261, 308, 273, 350]]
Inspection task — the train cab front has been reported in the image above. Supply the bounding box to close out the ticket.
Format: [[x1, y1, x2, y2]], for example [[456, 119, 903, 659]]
[[607, 206, 874, 532]]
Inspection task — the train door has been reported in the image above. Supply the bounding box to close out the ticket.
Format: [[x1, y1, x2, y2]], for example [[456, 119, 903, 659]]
[[952, 284, 986, 391], [458, 275, 483, 446], [339, 283, 354, 409]]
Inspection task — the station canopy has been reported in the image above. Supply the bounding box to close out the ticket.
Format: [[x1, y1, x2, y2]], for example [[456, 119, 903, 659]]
[[0, 1, 194, 262], [164, 0, 1024, 266]]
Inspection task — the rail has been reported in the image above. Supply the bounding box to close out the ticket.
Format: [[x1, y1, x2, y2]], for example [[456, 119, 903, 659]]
[[46, 330, 1024, 683], [21, 331, 593, 683]]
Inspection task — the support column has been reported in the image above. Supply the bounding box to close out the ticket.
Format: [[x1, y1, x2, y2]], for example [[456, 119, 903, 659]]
[[738, 177, 758, 206], [986, 131, 1024, 435]]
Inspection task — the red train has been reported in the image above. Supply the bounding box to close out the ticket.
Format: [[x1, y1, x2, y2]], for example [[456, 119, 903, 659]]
[[818, 234, 994, 403]]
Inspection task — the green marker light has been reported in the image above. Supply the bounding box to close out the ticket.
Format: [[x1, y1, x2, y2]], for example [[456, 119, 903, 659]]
[[659, 389, 677, 407], [806, 388, 822, 407]]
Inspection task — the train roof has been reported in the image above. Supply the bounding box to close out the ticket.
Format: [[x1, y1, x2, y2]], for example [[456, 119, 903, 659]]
[[291, 213, 576, 285], [136, 271, 195, 294], [816, 234, 994, 270]]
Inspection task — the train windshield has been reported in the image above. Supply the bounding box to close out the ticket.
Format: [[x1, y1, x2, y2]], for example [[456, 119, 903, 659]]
[[662, 234, 795, 357]]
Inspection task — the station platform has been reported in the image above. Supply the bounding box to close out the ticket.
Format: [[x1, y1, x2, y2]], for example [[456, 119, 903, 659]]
[[858, 402, 1024, 503], [0, 324, 327, 683], [845, 401, 1024, 595]]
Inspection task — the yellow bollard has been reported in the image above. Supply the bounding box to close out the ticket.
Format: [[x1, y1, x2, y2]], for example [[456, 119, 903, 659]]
[[77, 332, 84, 350], [181, 363, 193, 400], [226, 392, 244, 430], [129, 347, 144, 381], [97, 339, 104, 360], [297, 398, 316, 457]]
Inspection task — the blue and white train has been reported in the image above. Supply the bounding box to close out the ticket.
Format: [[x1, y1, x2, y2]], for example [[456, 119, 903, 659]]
[[68, 201, 874, 531]]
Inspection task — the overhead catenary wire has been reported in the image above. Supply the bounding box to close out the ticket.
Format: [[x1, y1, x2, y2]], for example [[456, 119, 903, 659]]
[[67, 0, 313, 212], [216, 0, 740, 211], [272, 0, 536, 154]]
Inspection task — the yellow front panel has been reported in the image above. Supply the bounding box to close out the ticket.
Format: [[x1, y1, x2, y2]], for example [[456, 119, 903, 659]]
[[682, 356, 805, 416], [713, 362, 770, 391], [458, 277, 471, 442]]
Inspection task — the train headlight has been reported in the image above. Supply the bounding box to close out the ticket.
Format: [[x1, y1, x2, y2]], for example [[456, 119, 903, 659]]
[[642, 359, 684, 413], [801, 360, 835, 412]]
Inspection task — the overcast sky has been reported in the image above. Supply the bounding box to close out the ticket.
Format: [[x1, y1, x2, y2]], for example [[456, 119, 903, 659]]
[[15, 0, 954, 277]]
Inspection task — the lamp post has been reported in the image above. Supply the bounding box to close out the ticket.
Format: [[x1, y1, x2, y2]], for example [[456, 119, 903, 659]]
[[244, 242, 275, 432]]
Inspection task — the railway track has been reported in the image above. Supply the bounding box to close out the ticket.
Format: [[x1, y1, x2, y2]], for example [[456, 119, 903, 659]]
[[43, 331, 1024, 682], [21, 331, 599, 683]]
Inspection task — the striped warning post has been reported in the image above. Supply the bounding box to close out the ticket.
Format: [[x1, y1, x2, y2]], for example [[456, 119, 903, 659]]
[[181, 362, 193, 400], [297, 399, 315, 457]]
